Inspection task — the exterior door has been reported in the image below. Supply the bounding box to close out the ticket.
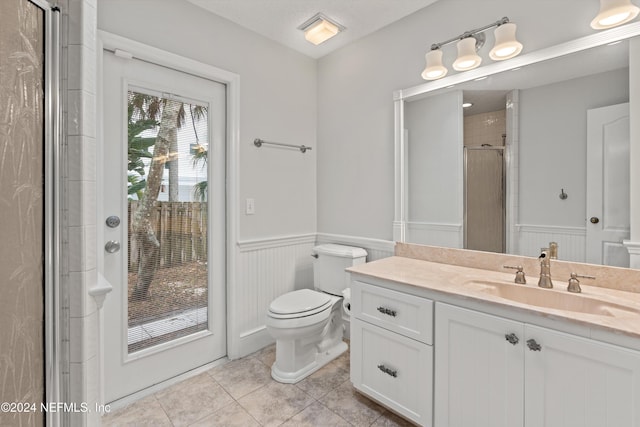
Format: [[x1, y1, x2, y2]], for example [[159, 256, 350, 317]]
[[586, 103, 630, 267], [100, 50, 226, 402]]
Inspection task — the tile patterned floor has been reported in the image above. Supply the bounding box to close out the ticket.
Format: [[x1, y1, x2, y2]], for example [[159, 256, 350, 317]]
[[102, 343, 414, 426]]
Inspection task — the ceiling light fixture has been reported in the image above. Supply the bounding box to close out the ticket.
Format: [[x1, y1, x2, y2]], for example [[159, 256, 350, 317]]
[[422, 17, 523, 81], [591, 0, 639, 29], [298, 13, 345, 45]]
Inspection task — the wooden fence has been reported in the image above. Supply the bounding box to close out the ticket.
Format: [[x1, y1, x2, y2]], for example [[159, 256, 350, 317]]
[[128, 201, 207, 271]]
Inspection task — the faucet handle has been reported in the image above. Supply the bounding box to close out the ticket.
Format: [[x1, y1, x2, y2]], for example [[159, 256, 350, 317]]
[[567, 272, 596, 293], [503, 265, 526, 284]]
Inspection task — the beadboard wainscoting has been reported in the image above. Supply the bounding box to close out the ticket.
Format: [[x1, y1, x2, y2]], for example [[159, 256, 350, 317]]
[[516, 224, 586, 262], [230, 233, 396, 358], [232, 234, 317, 358]]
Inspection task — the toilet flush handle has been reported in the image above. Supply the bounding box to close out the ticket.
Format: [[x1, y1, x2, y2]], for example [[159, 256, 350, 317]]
[[311, 254, 319, 258]]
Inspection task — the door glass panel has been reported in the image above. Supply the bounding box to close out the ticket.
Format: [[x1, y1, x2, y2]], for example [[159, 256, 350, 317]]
[[126, 90, 209, 353]]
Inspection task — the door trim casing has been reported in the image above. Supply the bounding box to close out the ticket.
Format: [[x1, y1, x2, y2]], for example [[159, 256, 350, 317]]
[[96, 30, 240, 401]]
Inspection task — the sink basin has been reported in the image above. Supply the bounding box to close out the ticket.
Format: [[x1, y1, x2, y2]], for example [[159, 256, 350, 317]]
[[463, 280, 640, 317]]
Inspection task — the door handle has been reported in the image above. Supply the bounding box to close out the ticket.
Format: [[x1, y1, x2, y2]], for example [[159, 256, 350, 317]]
[[590, 217, 600, 224], [105, 240, 121, 254]]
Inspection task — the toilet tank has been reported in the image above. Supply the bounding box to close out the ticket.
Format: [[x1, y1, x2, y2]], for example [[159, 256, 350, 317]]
[[313, 244, 367, 296]]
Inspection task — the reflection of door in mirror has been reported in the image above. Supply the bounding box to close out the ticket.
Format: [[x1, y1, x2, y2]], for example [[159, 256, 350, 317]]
[[586, 103, 630, 267]]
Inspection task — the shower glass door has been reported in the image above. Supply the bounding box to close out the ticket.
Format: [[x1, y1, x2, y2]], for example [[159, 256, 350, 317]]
[[464, 147, 505, 253]]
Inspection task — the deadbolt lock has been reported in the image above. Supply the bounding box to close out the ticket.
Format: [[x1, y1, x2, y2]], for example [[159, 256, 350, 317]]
[[106, 215, 121, 228]]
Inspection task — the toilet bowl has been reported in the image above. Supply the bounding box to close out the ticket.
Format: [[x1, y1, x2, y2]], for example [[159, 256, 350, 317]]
[[265, 244, 367, 383], [266, 289, 346, 383]]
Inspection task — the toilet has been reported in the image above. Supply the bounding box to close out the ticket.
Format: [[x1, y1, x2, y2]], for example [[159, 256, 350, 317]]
[[265, 244, 367, 383]]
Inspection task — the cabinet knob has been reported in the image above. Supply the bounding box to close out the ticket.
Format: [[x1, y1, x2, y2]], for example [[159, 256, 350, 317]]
[[377, 364, 398, 378], [505, 333, 519, 345], [376, 306, 397, 317], [527, 339, 542, 351]]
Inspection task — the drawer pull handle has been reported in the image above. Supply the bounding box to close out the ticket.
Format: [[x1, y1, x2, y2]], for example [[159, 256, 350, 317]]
[[527, 339, 542, 351], [376, 306, 397, 317], [377, 364, 398, 378], [505, 333, 519, 345]]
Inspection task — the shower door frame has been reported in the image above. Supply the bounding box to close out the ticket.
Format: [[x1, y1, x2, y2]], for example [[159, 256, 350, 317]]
[[26, 0, 63, 425]]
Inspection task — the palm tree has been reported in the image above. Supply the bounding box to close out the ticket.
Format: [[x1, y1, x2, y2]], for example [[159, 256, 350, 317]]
[[127, 93, 209, 300], [191, 142, 208, 201], [127, 117, 157, 199], [130, 98, 181, 300]]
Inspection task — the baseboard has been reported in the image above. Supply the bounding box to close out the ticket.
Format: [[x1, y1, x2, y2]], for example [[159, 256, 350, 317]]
[[231, 326, 274, 360]]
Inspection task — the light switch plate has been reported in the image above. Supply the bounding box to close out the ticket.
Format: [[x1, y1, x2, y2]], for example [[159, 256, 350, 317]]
[[245, 198, 255, 215]]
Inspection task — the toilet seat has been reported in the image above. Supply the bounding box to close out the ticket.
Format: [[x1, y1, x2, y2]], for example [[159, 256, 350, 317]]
[[268, 289, 332, 319]]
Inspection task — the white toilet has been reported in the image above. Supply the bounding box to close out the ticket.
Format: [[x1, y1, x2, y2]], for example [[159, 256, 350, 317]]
[[265, 244, 367, 383]]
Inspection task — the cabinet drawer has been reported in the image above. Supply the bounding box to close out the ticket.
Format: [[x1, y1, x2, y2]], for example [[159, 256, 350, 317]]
[[351, 318, 433, 426], [351, 281, 433, 344]]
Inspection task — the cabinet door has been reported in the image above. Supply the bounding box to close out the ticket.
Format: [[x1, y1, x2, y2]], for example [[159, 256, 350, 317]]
[[435, 303, 524, 427], [525, 325, 640, 427], [351, 318, 433, 426]]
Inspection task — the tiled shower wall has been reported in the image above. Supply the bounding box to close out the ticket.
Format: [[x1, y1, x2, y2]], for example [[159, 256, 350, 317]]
[[463, 110, 506, 147], [63, 0, 100, 425]]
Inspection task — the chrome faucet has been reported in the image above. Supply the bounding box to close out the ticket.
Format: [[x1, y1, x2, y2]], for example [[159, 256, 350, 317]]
[[538, 250, 553, 288]]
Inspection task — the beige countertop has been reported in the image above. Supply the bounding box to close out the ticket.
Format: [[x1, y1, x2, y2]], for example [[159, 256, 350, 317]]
[[348, 256, 640, 340]]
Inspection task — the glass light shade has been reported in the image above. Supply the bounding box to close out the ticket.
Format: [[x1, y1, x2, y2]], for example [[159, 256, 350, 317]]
[[421, 49, 448, 80], [452, 37, 482, 71], [304, 18, 340, 45], [490, 23, 523, 60], [591, 0, 640, 29]]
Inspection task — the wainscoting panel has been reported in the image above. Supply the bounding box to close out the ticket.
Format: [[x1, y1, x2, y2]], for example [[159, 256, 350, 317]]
[[516, 224, 586, 262], [231, 233, 396, 358], [233, 234, 316, 357], [405, 222, 463, 249]]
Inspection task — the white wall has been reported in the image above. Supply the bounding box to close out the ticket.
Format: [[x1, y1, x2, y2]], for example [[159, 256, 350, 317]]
[[98, 0, 317, 241], [519, 68, 628, 228], [317, 0, 604, 241]]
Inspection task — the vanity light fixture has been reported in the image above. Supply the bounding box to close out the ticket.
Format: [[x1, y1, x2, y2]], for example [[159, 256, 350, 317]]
[[422, 17, 523, 81], [453, 36, 483, 71], [298, 13, 345, 45], [422, 49, 448, 79], [591, 0, 639, 29]]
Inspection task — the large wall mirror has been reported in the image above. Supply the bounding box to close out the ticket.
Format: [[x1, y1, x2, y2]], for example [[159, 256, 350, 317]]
[[394, 23, 640, 268]]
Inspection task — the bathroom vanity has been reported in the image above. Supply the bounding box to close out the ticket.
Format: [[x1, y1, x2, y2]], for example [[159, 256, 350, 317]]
[[348, 244, 640, 427]]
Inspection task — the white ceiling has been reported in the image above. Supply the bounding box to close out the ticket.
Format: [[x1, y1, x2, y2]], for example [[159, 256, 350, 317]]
[[187, 0, 440, 59]]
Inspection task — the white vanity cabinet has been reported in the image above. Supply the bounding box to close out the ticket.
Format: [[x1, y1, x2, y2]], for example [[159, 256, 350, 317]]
[[435, 302, 640, 427], [524, 324, 640, 427], [350, 281, 434, 426], [434, 303, 524, 427]]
